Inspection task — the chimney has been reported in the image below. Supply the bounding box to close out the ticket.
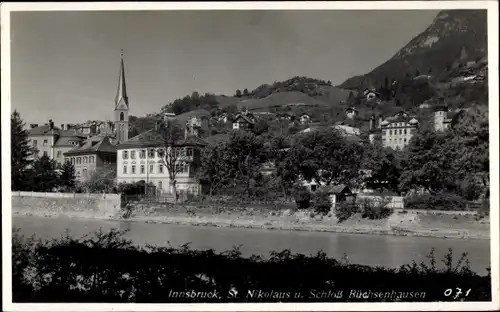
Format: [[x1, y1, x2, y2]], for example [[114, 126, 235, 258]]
[[49, 120, 54, 130], [30, 123, 38, 129], [61, 124, 65, 131]]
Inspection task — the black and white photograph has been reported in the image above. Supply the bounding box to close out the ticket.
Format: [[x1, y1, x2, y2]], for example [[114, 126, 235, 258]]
[[2, 1, 499, 310]]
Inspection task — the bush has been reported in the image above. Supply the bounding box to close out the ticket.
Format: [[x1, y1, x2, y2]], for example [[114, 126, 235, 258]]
[[404, 193, 468, 211], [359, 197, 393, 220], [294, 186, 312, 209], [335, 202, 359, 223], [313, 190, 332, 215], [11, 229, 491, 302]]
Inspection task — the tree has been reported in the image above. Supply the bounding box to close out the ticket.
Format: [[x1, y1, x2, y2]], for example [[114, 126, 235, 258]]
[[11, 110, 34, 191], [30, 156, 60, 192], [60, 161, 77, 191], [235, 89, 242, 97], [268, 135, 300, 199], [156, 120, 190, 200], [242, 88, 249, 97], [81, 167, 117, 193], [362, 144, 402, 193], [399, 130, 461, 194], [198, 143, 232, 197], [292, 128, 365, 188]]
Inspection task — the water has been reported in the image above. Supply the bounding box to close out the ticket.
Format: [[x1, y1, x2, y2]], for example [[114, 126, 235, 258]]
[[12, 215, 491, 274]]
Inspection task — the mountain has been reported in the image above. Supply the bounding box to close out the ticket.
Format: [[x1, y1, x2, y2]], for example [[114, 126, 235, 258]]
[[338, 10, 487, 90]]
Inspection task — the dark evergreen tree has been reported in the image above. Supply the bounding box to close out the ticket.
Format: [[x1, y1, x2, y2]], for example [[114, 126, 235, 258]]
[[30, 156, 60, 192], [235, 89, 242, 97], [60, 161, 77, 191], [11, 110, 34, 191], [242, 88, 249, 97]]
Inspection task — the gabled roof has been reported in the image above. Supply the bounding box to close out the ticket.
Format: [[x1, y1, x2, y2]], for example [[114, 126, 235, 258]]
[[53, 136, 86, 147], [319, 184, 352, 195], [64, 135, 118, 156], [233, 114, 255, 124], [116, 129, 208, 149], [28, 125, 60, 136]]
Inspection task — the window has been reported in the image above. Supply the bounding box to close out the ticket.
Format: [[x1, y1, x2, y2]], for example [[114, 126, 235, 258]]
[[399, 129, 402, 135], [157, 149, 165, 158], [123, 151, 129, 159], [90, 156, 94, 163], [140, 150, 146, 159], [43, 151, 48, 157], [123, 166, 127, 174], [148, 149, 155, 158], [186, 148, 193, 157], [57, 151, 62, 158], [84, 156, 88, 164], [149, 164, 154, 173], [77, 157, 82, 164], [140, 165, 145, 174], [158, 164, 164, 173], [389, 130, 392, 135], [158, 181, 163, 190], [120, 112, 124, 121], [404, 129, 407, 134], [131, 165, 136, 174], [130, 151, 136, 159], [43, 140, 48, 147], [71, 158, 75, 164], [104, 156, 111, 164], [33, 140, 37, 147]]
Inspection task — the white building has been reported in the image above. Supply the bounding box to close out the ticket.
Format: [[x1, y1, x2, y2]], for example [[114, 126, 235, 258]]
[[379, 111, 419, 150], [115, 129, 208, 195], [434, 105, 452, 132]]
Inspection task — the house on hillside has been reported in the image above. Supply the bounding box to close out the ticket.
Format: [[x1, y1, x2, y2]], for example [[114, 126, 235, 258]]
[[63, 135, 119, 181], [299, 113, 311, 125], [378, 112, 419, 150], [28, 120, 88, 165], [277, 112, 295, 121], [232, 112, 256, 130], [115, 129, 208, 195], [345, 107, 359, 120], [434, 103, 453, 132], [363, 89, 380, 101]]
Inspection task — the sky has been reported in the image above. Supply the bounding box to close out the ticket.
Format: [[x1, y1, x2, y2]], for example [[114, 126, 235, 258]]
[[10, 9, 439, 124]]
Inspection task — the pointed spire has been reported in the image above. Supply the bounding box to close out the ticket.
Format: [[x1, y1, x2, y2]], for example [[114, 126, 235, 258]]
[[115, 49, 129, 110]]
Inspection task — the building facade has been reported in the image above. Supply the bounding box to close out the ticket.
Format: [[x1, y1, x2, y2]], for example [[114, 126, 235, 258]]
[[63, 135, 118, 181], [232, 112, 256, 130], [379, 111, 419, 150], [115, 129, 208, 195], [434, 105, 452, 132], [27, 121, 88, 165]]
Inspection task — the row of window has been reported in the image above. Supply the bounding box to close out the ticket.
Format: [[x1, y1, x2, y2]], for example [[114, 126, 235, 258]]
[[385, 129, 413, 136], [122, 163, 189, 174], [65, 156, 95, 165], [32, 139, 48, 147], [121, 148, 193, 160], [383, 137, 408, 143]]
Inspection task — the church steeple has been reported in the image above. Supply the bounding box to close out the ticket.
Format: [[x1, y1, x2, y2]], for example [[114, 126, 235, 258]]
[[114, 49, 130, 143], [115, 49, 129, 110]]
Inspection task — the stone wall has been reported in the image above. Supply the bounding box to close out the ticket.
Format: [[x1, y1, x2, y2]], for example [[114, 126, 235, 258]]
[[11, 191, 121, 218]]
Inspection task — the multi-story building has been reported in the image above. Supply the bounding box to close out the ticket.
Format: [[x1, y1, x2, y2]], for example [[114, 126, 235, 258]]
[[434, 104, 453, 132], [379, 111, 419, 150], [232, 111, 256, 130], [115, 129, 208, 195], [27, 121, 88, 165], [64, 135, 119, 181]]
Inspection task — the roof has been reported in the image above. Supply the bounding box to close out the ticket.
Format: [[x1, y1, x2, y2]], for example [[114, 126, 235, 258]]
[[233, 114, 256, 124], [319, 184, 352, 195], [53, 136, 85, 147], [116, 129, 208, 149], [64, 135, 118, 156], [204, 133, 231, 145], [28, 125, 87, 137]]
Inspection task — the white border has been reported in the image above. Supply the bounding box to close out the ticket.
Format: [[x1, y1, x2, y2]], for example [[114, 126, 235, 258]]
[[1, 1, 499, 311]]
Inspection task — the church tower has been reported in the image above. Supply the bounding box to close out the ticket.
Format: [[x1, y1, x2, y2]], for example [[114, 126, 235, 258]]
[[114, 49, 129, 142]]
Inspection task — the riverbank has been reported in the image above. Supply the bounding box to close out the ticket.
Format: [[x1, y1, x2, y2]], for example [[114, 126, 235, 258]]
[[11, 203, 490, 240]]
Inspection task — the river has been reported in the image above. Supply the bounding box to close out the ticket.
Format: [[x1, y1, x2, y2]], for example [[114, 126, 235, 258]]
[[12, 215, 491, 274]]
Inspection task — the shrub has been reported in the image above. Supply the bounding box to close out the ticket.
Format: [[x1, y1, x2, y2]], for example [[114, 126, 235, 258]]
[[294, 186, 312, 209], [11, 229, 491, 302], [404, 193, 468, 211], [313, 190, 332, 215], [335, 202, 359, 223], [359, 197, 393, 220]]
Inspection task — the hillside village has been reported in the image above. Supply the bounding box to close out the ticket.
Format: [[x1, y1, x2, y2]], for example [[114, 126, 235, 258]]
[[12, 9, 489, 217]]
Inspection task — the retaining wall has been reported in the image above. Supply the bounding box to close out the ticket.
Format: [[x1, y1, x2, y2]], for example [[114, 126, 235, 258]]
[[11, 191, 121, 218]]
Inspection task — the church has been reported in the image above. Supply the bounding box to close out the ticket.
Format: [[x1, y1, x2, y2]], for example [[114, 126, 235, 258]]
[[63, 50, 130, 181]]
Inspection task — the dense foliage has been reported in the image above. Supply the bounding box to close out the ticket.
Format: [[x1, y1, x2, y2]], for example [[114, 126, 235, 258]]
[[12, 229, 491, 303], [11, 110, 34, 191]]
